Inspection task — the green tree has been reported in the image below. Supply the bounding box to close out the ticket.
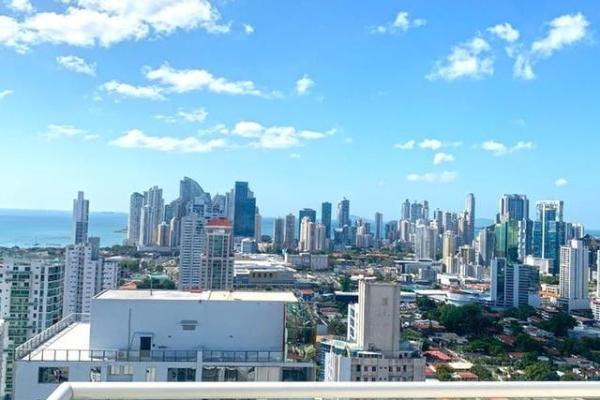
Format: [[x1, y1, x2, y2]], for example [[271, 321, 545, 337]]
[[435, 365, 453, 381], [539, 313, 576, 337], [524, 362, 558, 381]]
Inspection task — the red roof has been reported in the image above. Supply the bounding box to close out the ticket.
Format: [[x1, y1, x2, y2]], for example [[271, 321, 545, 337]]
[[206, 218, 232, 227], [424, 350, 452, 361]]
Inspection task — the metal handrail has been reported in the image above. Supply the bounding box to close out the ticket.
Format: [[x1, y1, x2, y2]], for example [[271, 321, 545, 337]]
[[14, 313, 89, 360], [47, 381, 600, 400]]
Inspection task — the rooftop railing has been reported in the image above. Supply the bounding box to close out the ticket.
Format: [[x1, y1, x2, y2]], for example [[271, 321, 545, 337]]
[[14, 313, 89, 360], [47, 381, 600, 400]]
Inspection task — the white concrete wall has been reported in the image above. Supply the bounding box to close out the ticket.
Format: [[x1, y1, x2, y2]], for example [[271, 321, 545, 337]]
[[90, 298, 285, 352]]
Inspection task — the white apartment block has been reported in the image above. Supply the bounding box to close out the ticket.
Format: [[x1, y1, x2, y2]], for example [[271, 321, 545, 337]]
[[63, 241, 120, 315], [323, 280, 425, 382], [13, 290, 314, 400], [559, 239, 590, 311]]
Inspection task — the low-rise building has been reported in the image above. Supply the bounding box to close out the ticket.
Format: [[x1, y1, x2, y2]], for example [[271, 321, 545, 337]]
[[14, 290, 314, 400]]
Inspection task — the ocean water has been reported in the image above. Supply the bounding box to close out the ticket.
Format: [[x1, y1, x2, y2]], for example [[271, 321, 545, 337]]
[[0, 209, 276, 248]]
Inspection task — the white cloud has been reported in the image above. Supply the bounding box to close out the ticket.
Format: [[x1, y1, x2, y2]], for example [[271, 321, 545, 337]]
[[0, 89, 13, 99], [427, 36, 493, 81], [100, 80, 164, 100], [156, 107, 208, 123], [0, 0, 230, 52], [433, 152, 455, 165], [41, 124, 98, 140], [372, 11, 426, 34], [406, 171, 458, 183], [56, 55, 96, 76], [243, 23, 254, 35], [554, 178, 568, 187], [295, 74, 314, 95], [487, 23, 519, 42], [144, 64, 271, 97], [110, 129, 227, 153], [480, 140, 535, 156], [394, 140, 415, 150], [230, 121, 334, 149], [514, 13, 590, 80], [7, 0, 34, 13], [418, 138, 444, 150], [289, 153, 301, 159], [343, 137, 353, 144]]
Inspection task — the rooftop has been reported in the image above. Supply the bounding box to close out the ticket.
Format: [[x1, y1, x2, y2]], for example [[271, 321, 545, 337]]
[[96, 289, 298, 303]]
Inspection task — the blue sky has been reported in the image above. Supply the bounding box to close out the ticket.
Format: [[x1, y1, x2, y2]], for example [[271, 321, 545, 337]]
[[1, 1, 599, 226]]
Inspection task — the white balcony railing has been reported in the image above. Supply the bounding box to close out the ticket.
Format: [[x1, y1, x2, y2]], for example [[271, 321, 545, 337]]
[[48, 381, 600, 400]]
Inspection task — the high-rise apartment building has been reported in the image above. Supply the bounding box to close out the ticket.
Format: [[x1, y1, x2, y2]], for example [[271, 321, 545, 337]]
[[374, 212, 383, 243], [283, 213, 296, 250], [337, 198, 350, 228], [126, 192, 144, 246], [298, 208, 317, 238], [465, 193, 475, 244], [139, 186, 164, 247], [200, 219, 234, 290], [0, 255, 63, 394], [559, 239, 590, 311], [321, 202, 332, 239], [272, 217, 285, 251], [72, 191, 89, 245], [415, 224, 437, 260], [178, 213, 204, 290], [63, 238, 119, 315]]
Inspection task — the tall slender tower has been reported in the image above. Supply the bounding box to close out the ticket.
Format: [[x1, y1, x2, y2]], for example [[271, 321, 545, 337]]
[[465, 193, 475, 244], [127, 192, 144, 246], [201, 219, 234, 290], [337, 198, 350, 228], [72, 191, 89, 245]]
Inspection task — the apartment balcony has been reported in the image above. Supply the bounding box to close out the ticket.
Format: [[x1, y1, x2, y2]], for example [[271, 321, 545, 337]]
[[47, 381, 600, 400]]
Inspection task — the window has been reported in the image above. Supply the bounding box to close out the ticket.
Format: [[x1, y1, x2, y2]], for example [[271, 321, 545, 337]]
[[168, 368, 196, 382], [90, 367, 101, 382], [109, 365, 134, 375], [38, 367, 69, 384], [180, 320, 198, 331]]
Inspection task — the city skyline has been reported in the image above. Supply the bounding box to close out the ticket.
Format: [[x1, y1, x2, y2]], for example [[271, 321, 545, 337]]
[[1, 1, 599, 225]]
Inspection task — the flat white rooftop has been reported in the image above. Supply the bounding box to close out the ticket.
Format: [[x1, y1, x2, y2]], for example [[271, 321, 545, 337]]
[[96, 289, 297, 303], [25, 322, 91, 361]]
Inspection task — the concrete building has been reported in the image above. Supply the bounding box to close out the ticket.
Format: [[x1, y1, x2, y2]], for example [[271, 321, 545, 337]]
[[0, 255, 63, 395], [72, 191, 89, 245], [139, 186, 165, 247], [415, 224, 437, 260], [232, 181, 256, 238], [499, 194, 529, 222], [272, 217, 285, 252], [13, 290, 314, 400], [284, 253, 328, 271], [490, 258, 539, 309], [126, 192, 144, 246], [63, 239, 120, 315], [283, 214, 296, 250], [323, 281, 425, 382], [0, 319, 8, 398], [559, 239, 590, 311], [465, 193, 475, 244], [178, 213, 204, 291], [200, 219, 234, 290], [337, 198, 350, 228]]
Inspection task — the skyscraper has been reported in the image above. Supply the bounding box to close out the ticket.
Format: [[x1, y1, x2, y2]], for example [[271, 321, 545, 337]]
[[465, 193, 475, 244], [559, 239, 590, 311], [298, 208, 317, 237], [139, 186, 164, 247], [178, 213, 204, 290], [201, 218, 234, 290], [374, 212, 383, 242], [337, 198, 350, 228], [72, 191, 89, 245], [232, 181, 256, 238], [254, 207, 262, 242], [272, 217, 285, 251], [126, 192, 144, 246], [299, 217, 315, 252], [499, 194, 529, 222], [321, 202, 332, 239], [533, 200, 566, 275], [401, 199, 411, 221], [283, 213, 296, 250], [415, 224, 437, 260]]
